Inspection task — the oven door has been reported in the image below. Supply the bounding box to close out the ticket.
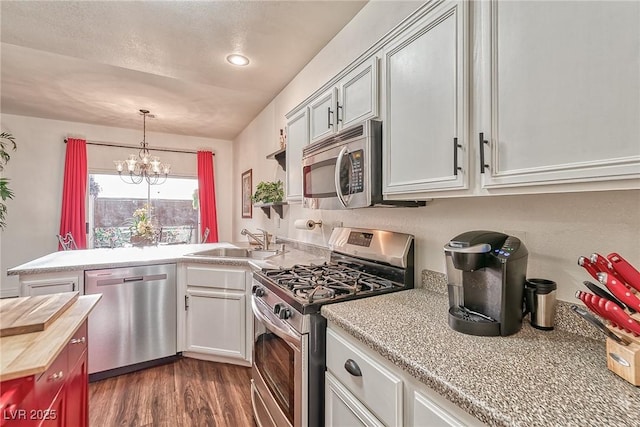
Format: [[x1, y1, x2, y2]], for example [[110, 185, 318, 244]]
[[302, 142, 369, 210], [251, 296, 307, 427]]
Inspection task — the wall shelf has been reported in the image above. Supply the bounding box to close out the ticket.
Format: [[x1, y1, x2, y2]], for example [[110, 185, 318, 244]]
[[266, 147, 286, 171], [254, 202, 287, 219]]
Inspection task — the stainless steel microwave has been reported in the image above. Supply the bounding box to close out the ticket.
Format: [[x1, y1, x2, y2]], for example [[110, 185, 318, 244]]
[[302, 120, 383, 209]]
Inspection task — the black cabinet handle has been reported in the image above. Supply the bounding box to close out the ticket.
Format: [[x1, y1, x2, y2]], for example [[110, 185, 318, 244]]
[[344, 359, 362, 377], [327, 107, 334, 128], [479, 132, 489, 174], [453, 137, 462, 176], [337, 103, 343, 123]]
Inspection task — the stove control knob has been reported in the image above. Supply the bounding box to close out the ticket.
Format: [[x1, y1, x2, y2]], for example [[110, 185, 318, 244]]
[[273, 303, 291, 319], [252, 285, 265, 297], [279, 308, 291, 320]]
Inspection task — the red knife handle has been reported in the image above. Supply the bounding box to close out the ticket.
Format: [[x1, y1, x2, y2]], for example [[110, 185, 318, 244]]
[[586, 293, 621, 328], [604, 300, 640, 336], [607, 252, 640, 292], [578, 256, 601, 281], [598, 272, 640, 312], [590, 253, 622, 279], [576, 291, 608, 320]]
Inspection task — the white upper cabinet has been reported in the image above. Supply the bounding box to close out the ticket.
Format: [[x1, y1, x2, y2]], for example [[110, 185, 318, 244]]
[[382, 1, 469, 197], [477, 0, 640, 190], [309, 56, 380, 144], [285, 108, 309, 202], [309, 88, 338, 143], [338, 57, 379, 130]]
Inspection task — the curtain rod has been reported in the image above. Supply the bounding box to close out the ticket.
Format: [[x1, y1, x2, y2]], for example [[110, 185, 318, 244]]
[[63, 138, 212, 155]]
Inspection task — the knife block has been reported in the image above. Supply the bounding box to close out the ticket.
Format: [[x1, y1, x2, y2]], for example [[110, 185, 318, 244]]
[[606, 329, 640, 386]]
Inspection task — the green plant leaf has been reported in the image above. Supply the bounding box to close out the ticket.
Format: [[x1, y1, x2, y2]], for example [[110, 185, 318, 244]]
[[252, 180, 283, 203], [0, 132, 16, 230]]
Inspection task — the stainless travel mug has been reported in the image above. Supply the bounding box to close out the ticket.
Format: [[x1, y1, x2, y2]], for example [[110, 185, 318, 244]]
[[525, 278, 557, 330]]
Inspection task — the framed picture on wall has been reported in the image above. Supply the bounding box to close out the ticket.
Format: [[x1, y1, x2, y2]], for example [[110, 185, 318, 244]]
[[241, 169, 252, 218]]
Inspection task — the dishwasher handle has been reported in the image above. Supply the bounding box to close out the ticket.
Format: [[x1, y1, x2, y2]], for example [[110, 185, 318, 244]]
[[94, 273, 168, 286]]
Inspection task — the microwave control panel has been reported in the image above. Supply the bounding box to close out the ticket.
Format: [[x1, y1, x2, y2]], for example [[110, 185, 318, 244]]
[[349, 150, 364, 193]]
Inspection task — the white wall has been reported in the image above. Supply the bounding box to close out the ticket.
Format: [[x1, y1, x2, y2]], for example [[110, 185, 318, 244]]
[[233, 1, 424, 239], [232, 1, 640, 303], [0, 113, 233, 296]]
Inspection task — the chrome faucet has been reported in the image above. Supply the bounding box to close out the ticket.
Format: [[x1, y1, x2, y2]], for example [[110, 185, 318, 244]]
[[257, 228, 271, 250], [241, 228, 270, 250]]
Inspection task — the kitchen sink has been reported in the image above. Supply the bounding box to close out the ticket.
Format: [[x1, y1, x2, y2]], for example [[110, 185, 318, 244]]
[[185, 247, 280, 260]]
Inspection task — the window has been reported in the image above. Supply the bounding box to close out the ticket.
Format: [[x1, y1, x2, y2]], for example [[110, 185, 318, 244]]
[[89, 174, 199, 248]]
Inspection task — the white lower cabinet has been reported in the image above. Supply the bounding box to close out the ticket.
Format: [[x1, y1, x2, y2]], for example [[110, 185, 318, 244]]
[[413, 390, 465, 427], [19, 270, 83, 296], [326, 323, 485, 427], [179, 264, 252, 366], [326, 327, 403, 426], [326, 372, 385, 427], [185, 288, 246, 358]]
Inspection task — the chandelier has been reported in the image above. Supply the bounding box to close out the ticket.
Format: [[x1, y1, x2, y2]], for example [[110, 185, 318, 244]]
[[114, 109, 171, 185]]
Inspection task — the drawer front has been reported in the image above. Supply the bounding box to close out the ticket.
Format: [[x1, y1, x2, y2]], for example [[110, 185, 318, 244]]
[[67, 321, 88, 371], [34, 349, 67, 413], [186, 266, 246, 291], [325, 372, 385, 427], [326, 328, 403, 426]]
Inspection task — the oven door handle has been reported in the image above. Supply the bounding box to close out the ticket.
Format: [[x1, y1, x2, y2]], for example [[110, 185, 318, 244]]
[[334, 146, 349, 208], [251, 297, 302, 347]]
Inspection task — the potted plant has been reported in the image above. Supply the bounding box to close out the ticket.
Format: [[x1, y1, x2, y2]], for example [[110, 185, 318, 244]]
[[0, 132, 17, 229], [252, 180, 284, 205]]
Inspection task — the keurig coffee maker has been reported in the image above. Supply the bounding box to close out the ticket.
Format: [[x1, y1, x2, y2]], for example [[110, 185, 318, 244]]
[[444, 230, 528, 336]]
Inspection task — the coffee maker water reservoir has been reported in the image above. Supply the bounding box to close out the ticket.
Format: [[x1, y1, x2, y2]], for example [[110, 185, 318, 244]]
[[444, 230, 529, 336]]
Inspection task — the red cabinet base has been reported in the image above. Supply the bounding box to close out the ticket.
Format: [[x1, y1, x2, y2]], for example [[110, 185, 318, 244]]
[[1, 321, 88, 427]]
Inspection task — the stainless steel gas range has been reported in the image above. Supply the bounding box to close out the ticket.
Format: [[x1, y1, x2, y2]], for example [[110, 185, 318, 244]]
[[250, 227, 415, 427]]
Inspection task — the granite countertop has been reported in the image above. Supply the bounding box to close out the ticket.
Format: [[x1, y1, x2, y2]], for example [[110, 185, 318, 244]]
[[8, 242, 329, 275], [321, 289, 640, 427], [1, 294, 101, 381]]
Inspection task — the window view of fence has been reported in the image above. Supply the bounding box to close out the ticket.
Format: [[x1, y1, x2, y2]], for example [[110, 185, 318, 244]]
[[90, 174, 199, 248]]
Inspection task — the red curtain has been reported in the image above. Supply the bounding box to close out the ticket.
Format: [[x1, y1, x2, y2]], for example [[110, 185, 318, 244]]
[[197, 151, 219, 243], [59, 138, 87, 250]]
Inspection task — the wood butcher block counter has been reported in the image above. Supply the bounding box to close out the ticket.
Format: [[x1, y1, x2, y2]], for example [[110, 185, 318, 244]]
[[1, 294, 101, 382]]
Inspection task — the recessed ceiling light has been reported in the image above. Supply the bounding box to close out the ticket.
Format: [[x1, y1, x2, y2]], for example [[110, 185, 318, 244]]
[[226, 54, 250, 66]]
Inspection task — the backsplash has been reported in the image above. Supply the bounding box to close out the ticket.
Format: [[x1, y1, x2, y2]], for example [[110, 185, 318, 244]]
[[275, 236, 331, 259], [421, 269, 603, 342]]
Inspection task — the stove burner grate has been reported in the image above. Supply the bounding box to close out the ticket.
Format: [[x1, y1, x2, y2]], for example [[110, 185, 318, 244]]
[[262, 262, 397, 302]]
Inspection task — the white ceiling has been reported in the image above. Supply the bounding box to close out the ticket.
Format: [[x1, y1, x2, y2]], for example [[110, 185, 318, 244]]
[[0, 1, 367, 140]]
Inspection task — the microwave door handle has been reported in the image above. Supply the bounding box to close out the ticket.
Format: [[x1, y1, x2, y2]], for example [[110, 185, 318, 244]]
[[334, 146, 349, 208]]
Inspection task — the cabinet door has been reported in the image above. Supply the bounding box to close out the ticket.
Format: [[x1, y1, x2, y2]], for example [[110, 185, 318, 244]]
[[325, 372, 385, 427], [185, 288, 246, 360], [478, 0, 640, 189], [413, 390, 464, 427], [285, 108, 309, 202], [338, 57, 379, 130], [309, 88, 338, 143], [383, 1, 469, 196], [65, 350, 88, 427], [39, 388, 65, 427]]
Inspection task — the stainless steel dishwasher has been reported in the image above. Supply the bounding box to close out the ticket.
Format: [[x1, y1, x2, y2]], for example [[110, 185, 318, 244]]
[[85, 264, 177, 381]]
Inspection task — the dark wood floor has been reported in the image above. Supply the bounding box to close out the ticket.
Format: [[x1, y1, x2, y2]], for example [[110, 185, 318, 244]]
[[89, 358, 255, 427]]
